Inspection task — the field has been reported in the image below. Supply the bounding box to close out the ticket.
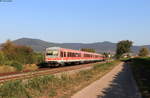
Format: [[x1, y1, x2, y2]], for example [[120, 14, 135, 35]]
[[130, 57, 150, 98], [0, 61, 120, 98]]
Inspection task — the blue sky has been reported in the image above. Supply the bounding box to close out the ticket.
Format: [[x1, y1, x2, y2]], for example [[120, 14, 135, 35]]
[[0, 0, 150, 45]]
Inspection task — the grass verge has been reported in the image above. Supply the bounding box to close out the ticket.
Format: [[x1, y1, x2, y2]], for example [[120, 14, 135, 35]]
[[0, 61, 120, 98], [130, 57, 150, 98]]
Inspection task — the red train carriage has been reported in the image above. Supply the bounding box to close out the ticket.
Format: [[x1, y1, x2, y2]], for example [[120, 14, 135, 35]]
[[45, 47, 104, 66]]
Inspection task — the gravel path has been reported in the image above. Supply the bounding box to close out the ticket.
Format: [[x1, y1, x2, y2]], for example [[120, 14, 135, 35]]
[[71, 62, 142, 98]]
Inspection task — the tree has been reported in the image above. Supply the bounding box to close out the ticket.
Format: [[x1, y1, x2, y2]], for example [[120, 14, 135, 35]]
[[81, 48, 96, 53], [103, 52, 110, 58], [138, 47, 149, 57], [116, 40, 133, 59]]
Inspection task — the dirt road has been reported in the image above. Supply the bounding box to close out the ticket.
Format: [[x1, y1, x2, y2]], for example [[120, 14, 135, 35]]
[[71, 63, 142, 98]]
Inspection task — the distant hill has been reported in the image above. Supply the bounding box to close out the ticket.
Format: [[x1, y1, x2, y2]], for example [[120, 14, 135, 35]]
[[12, 38, 150, 53], [13, 38, 116, 53], [13, 38, 58, 52]]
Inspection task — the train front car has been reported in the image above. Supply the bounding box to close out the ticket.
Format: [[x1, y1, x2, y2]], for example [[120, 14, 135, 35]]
[[45, 47, 61, 66]]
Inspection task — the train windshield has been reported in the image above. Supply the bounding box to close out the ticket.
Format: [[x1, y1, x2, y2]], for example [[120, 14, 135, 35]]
[[46, 50, 58, 57]]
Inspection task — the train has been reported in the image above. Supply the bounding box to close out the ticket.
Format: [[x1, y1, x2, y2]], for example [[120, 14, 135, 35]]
[[45, 47, 105, 66]]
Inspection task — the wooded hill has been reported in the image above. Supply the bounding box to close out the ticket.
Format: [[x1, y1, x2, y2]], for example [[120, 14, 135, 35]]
[[12, 38, 150, 53]]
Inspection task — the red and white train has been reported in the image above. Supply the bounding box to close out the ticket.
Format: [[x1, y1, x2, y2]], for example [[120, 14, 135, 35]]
[[45, 47, 105, 66]]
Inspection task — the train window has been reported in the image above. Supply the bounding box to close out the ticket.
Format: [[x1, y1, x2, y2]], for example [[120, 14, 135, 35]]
[[64, 52, 66, 57], [77, 53, 78, 57], [73, 53, 75, 57], [68, 52, 71, 57], [70, 52, 71, 57], [60, 52, 63, 57], [78, 53, 81, 57], [75, 53, 77, 57], [69, 52, 71, 57], [76, 53, 80, 57], [69, 53, 71, 57], [46, 50, 58, 57], [46, 52, 53, 56], [67, 52, 70, 57], [84, 54, 89, 57], [71, 53, 72, 57], [72, 53, 74, 57], [84, 54, 85, 57]]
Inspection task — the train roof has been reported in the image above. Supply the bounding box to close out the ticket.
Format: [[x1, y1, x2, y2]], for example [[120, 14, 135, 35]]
[[46, 47, 102, 56], [46, 47, 60, 50]]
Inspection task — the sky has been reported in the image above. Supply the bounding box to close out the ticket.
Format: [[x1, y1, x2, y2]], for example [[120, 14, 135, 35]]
[[0, 0, 150, 45]]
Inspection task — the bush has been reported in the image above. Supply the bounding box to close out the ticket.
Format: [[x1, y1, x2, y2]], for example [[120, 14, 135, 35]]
[[33, 53, 44, 64], [1, 40, 38, 64], [138, 47, 149, 57], [10, 61, 23, 71]]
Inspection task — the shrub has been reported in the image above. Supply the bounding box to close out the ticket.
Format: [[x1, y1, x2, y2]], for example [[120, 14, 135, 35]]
[[10, 61, 23, 71], [32, 53, 44, 64], [139, 47, 149, 57], [1, 40, 36, 64]]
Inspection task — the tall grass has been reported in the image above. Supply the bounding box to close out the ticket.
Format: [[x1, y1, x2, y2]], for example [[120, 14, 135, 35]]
[[0, 80, 30, 98], [23, 64, 38, 71], [0, 61, 120, 98], [0, 65, 16, 73]]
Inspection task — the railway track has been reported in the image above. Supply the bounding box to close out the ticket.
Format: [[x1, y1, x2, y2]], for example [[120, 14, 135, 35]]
[[0, 62, 106, 83]]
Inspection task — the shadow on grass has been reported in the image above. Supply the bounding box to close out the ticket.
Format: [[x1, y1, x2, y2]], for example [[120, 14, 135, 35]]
[[97, 63, 141, 98]]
